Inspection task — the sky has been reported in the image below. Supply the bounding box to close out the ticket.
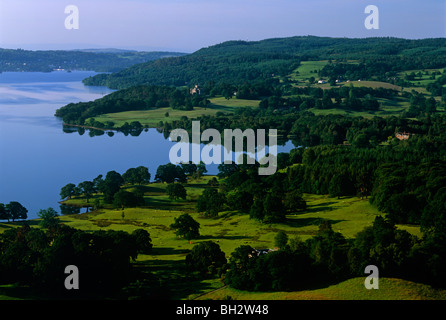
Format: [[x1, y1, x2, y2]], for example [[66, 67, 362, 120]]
[[0, 0, 444, 53]]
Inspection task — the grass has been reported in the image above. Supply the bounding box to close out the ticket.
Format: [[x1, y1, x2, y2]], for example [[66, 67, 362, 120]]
[[91, 96, 260, 128], [56, 180, 422, 299], [53, 186, 389, 300], [340, 80, 401, 91], [308, 95, 412, 119], [0, 174, 432, 300], [195, 277, 446, 300], [290, 60, 330, 84], [60, 183, 401, 253], [398, 68, 445, 88]]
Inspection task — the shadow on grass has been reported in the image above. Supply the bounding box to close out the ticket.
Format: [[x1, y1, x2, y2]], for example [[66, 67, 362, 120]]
[[0, 220, 41, 228], [0, 284, 45, 300], [134, 251, 225, 299], [143, 185, 166, 194], [149, 247, 191, 256], [200, 234, 250, 241], [303, 201, 339, 214], [286, 217, 345, 229]]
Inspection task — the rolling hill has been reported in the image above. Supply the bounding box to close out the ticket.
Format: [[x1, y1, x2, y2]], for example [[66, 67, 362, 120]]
[[82, 36, 446, 89]]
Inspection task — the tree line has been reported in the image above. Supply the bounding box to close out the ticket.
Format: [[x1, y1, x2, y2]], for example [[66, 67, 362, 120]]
[[221, 215, 446, 291], [182, 214, 445, 292], [0, 48, 185, 73], [0, 202, 28, 222], [0, 222, 153, 298], [55, 85, 210, 126]]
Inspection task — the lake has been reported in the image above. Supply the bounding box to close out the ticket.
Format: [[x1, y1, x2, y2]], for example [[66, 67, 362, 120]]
[[0, 71, 295, 220]]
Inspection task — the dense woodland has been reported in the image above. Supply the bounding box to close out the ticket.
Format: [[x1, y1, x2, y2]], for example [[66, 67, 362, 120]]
[[83, 36, 446, 89], [0, 48, 186, 72]]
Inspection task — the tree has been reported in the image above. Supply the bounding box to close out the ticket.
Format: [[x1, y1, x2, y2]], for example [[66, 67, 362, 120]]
[[329, 174, 343, 199], [78, 181, 95, 203], [225, 245, 257, 290], [155, 163, 186, 183], [196, 188, 226, 217], [217, 162, 239, 178], [166, 183, 187, 200], [93, 174, 105, 192], [226, 190, 253, 212], [263, 193, 286, 223], [135, 166, 151, 184], [196, 162, 208, 178], [0, 203, 7, 221], [103, 170, 124, 203], [122, 168, 139, 184], [170, 213, 200, 240], [180, 162, 197, 176], [302, 148, 316, 166], [60, 183, 77, 200], [352, 133, 370, 148], [131, 229, 153, 254], [113, 190, 145, 209], [249, 198, 265, 221], [284, 189, 307, 212], [185, 241, 227, 274], [5, 201, 28, 222], [37, 207, 59, 228], [123, 166, 151, 185], [274, 231, 289, 250]]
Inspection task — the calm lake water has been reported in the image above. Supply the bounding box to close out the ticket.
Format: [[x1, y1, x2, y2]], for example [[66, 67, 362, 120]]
[[0, 71, 294, 220]]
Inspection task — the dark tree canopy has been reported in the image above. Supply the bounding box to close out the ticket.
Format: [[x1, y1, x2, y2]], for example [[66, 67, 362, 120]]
[[170, 213, 200, 240], [185, 241, 227, 275], [155, 163, 187, 183]]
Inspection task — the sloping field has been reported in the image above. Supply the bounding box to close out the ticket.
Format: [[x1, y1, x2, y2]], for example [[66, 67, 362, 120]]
[[195, 277, 446, 300]]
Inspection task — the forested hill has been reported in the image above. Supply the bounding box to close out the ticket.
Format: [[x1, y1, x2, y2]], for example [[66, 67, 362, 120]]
[[82, 36, 446, 89], [0, 48, 186, 73]]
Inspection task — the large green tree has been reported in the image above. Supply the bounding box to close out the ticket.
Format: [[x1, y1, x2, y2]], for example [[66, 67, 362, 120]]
[[60, 183, 78, 200], [37, 207, 59, 229], [170, 213, 200, 240], [102, 170, 125, 203], [122, 166, 151, 185], [113, 189, 144, 209], [5, 201, 28, 222], [185, 241, 227, 274], [196, 188, 226, 217], [0, 203, 7, 221], [78, 181, 96, 203], [155, 163, 186, 183], [166, 183, 187, 200], [131, 229, 153, 254]]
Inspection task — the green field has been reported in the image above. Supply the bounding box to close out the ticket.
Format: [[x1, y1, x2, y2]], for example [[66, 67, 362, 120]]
[[398, 68, 445, 88], [290, 60, 330, 84], [0, 174, 427, 300], [309, 95, 411, 119], [91, 96, 260, 128], [196, 277, 446, 300]]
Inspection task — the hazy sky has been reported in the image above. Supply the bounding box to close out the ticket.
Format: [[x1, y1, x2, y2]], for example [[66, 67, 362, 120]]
[[0, 0, 444, 52]]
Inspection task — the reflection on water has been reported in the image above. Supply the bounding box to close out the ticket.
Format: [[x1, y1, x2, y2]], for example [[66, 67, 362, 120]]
[[0, 71, 296, 220]]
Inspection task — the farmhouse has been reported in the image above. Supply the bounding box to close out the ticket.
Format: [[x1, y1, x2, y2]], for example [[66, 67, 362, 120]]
[[248, 248, 277, 258], [395, 132, 412, 140], [190, 84, 201, 95]]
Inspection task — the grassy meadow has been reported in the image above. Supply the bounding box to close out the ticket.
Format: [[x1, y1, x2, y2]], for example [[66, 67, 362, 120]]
[[289, 60, 330, 84], [0, 174, 431, 300], [91, 96, 260, 128], [196, 277, 446, 300]]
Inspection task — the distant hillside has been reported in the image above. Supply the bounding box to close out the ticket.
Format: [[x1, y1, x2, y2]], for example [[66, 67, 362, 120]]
[[82, 36, 446, 89], [0, 48, 186, 73]]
